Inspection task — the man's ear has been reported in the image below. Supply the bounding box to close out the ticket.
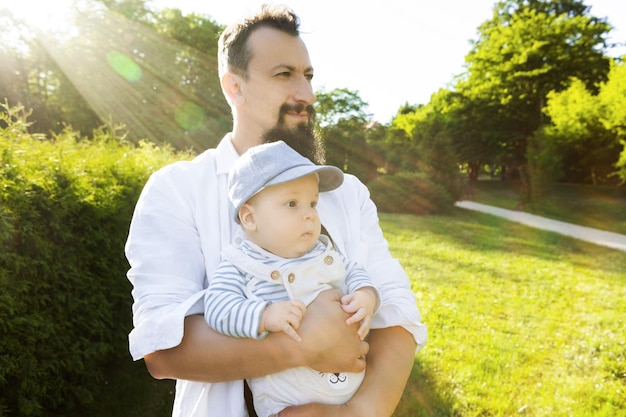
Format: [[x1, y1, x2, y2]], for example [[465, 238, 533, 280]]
[[238, 203, 257, 232], [221, 72, 245, 106]]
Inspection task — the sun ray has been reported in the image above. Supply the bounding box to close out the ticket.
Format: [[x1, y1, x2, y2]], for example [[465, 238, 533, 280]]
[[0, 0, 77, 34], [2, 0, 231, 149]]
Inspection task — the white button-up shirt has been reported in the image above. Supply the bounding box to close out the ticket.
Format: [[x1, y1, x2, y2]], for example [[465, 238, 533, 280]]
[[125, 135, 427, 417]]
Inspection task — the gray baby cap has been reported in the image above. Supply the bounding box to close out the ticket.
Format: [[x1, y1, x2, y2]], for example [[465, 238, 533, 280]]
[[228, 140, 344, 215]]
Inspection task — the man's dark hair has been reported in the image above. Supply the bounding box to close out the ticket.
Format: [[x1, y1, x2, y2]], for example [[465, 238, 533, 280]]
[[218, 4, 300, 79]]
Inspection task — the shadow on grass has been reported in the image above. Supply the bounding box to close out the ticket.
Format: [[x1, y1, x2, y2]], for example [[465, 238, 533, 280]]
[[381, 210, 626, 416], [395, 359, 459, 417], [441, 209, 626, 276], [85, 358, 457, 417]]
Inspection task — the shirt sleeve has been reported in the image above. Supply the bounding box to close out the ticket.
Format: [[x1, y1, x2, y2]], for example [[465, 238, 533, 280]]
[[341, 254, 382, 314], [204, 260, 269, 340], [125, 165, 208, 360], [338, 175, 428, 351]]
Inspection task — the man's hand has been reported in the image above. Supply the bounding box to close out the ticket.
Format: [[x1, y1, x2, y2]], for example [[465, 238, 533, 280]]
[[294, 288, 368, 373]]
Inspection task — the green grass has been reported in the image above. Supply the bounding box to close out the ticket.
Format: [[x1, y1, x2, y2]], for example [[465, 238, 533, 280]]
[[385, 209, 626, 417], [465, 180, 626, 235]]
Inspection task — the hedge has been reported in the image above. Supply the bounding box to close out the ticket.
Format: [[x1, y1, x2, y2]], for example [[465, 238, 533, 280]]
[[0, 105, 189, 416]]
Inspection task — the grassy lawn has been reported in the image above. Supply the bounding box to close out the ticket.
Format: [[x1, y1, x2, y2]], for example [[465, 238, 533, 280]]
[[384, 209, 626, 417], [465, 180, 626, 235], [118, 182, 626, 417]]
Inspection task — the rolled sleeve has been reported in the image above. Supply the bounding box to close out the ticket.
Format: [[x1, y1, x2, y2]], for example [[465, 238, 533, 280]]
[[125, 164, 209, 360]]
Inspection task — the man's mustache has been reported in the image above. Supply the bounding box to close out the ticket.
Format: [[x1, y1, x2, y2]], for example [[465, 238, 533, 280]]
[[279, 103, 316, 120]]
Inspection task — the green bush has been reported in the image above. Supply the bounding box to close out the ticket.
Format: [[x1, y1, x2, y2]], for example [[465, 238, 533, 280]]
[[0, 105, 189, 416], [368, 172, 456, 215]]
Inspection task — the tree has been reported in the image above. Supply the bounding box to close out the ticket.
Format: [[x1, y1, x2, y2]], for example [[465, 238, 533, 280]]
[[418, 89, 503, 182], [0, 11, 100, 135], [0, 0, 231, 150], [387, 95, 462, 209], [315, 87, 369, 127], [314, 88, 379, 182], [600, 58, 626, 185], [458, 0, 611, 198], [543, 78, 614, 183], [543, 58, 626, 185], [57, 0, 231, 149]]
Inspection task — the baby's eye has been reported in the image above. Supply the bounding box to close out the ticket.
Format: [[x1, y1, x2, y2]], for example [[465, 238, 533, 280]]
[[310, 201, 318, 208], [287, 200, 297, 208]]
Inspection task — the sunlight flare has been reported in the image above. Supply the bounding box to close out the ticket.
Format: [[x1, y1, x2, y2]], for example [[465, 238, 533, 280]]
[[2, 0, 230, 149]]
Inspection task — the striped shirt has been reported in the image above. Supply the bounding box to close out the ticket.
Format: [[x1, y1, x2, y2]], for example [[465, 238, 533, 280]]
[[204, 236, 377, 339]]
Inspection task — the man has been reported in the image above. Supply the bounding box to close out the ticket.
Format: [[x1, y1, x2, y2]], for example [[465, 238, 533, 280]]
[[125, 4, 427, 416]]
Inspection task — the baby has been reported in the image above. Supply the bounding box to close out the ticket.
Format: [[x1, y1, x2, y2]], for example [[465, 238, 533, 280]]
[[204, 138, 380, 416]]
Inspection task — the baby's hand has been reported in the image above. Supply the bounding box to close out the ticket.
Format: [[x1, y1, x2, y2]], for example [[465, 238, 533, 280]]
[[260, 300, 307, 341], [341, 287, 378, 340]]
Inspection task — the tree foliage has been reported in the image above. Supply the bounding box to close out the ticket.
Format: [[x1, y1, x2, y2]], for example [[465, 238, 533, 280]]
[[0, 0, 231, 151], [600, 59, 626, 184], [379, 93, 463, 213], [314, 88, 380, 183], [2, 0, 624, 218], [543, 58, 626, 184], [375, 0, 622, 203], [454, 0, 612, 196]]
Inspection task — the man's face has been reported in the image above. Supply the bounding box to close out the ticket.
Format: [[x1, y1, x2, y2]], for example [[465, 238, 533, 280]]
[[240, 27, 317, 133]]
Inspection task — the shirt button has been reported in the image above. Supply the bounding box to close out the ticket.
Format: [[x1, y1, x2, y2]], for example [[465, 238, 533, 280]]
[[288, 273, 295, 283], [271, 270, 281, 280], [324, 255, 334, 265]]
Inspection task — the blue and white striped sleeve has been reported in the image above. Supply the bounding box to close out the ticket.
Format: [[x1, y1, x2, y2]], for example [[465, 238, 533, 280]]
[[341, 254, 382, 312], [204, 261, 269, 339]]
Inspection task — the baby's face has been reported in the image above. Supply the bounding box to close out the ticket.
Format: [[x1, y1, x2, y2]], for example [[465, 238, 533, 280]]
[[244, 174, 321, 258]]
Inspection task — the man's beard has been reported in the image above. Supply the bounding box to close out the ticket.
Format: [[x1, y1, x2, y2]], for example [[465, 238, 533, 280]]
[[263, 103, 325, 164]]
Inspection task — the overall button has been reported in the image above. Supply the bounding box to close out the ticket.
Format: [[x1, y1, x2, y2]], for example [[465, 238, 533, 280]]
[[270, 270, 281, 280], [324, 255, 334, 265], [288, 273, 296, 283]]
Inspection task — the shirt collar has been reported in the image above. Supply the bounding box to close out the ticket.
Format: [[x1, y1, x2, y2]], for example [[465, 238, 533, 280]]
[[215, 133, 240, 175]]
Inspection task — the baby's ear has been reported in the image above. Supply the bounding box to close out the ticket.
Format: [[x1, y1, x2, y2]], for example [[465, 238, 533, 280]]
[[238, 204, 257, 231]]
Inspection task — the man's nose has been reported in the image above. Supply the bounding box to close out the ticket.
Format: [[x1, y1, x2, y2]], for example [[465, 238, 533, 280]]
[[293, 75, 316, 105]]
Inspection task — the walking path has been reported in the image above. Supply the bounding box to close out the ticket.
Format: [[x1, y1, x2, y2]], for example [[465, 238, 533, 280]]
[[455, 200, 626, 252]]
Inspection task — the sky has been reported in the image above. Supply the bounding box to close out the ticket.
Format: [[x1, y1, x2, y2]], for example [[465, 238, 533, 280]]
[[148, 0, 626, 123]]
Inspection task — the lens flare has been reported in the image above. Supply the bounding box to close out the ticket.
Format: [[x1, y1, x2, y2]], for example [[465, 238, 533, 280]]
[[106, 50, 142, 82], [175, 101, 206, 132]]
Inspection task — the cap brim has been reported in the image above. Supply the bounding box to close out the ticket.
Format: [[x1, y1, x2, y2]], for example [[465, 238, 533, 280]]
[[317, 166, 344, 192], [267, 164, 344, 192]]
